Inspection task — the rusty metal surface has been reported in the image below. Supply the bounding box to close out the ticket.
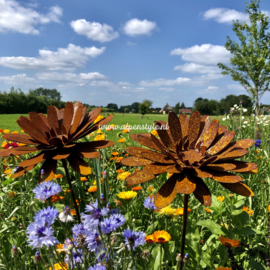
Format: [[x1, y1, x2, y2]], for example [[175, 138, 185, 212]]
[[154, 174, 178, 209], [121, 157, 153, 166], [0, 102, 114, 179], [220, 182, 254, 197], [126, 170, 155, 186], [120, 111, 257, 207]]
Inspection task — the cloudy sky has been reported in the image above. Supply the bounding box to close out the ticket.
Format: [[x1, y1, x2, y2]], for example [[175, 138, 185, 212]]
[[1, 0, 270, 108]]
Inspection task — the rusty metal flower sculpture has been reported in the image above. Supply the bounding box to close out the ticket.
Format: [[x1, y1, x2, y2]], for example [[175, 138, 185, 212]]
[[0, 102, 114, 222], [0, 102, 114, 180], [122, 111, 257, 209]]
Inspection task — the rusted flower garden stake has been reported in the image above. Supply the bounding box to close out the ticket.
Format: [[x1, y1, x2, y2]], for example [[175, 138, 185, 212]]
[[0, 102, 114, 222], [121, 111, 257, 270]]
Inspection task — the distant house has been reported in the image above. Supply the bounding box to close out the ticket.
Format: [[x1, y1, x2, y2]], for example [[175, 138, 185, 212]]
[[151, 108, 156, 112], [162, 103, 173, 114], [179, 108, 192, 114]]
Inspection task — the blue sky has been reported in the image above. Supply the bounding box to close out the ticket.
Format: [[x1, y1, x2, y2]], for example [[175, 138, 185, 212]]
[[0, 0, 270, 108]]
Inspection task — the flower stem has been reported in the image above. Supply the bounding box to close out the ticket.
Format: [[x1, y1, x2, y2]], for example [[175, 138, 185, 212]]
[[179, 194, 189, 270], [62, 159, 81, 223]]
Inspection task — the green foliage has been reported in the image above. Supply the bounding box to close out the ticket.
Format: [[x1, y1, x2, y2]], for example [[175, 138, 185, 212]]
[[218, 0, 270, 112], [29, 87, 61, 101], [139, 102, 149, 115], [124, 108, 129, 113], [174, 102, 180, 114], [142, 99, 153, 108]]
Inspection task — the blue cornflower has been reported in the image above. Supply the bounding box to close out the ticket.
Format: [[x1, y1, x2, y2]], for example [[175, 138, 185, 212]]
[[88, 264, 106, 270], [82, 200, 109, 230], [143, 196, 158, 211], [72, 224, 88, 244], [33, 181, 62, 202], [65, 249, 83, 269], [34, 207, 58, 226], [122, 229, 146, 250], [86, 231, 103, 252], [100, 217, 117, 234], [110, 208, 120, 215], [111, 213, 126, 228], [26, 218, 59, 248], [255, 139, 261, 147]]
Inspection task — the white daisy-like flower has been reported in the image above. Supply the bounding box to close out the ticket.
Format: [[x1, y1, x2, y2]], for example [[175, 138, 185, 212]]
[[59, 206, 74, 223], [243, 108, 248, 112]]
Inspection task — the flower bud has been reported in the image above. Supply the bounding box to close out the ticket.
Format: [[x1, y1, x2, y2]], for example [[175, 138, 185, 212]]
[[183, 253, 188, 263], [103, 170, 107, 180], [132, 218, 136, 223], [68, 244, 73, 251], [11, 245, 18, 257], [106, 203, 110, 209], [101, 194, 105, 204], [40, 169, 45, 180], [34, 251, 42, 265], [176, 253, 182, 262]]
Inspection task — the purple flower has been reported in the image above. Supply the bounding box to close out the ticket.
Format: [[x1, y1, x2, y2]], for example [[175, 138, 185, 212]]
[[255, 139, 261, 147], [72, 224, 88, 245], [65, 249, 83, 269], [111, 213, 126, 228], [33, 181, 62, 202], [122, 229, 146, 250], [26, 218, 59, 248], [88, 264, 106, 270], [86, 231, 103, 253], [143, 196, 158, 211], [34, 207, 58, 226], [100, 217, 117, 234]]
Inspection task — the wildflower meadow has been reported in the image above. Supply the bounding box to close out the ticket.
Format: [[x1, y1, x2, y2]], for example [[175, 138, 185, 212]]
[[0, 101, 269, 270]]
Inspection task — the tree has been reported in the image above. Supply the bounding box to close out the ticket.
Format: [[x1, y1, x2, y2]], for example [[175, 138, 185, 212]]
[[139, 102, 149, 116], [124, 108, 129, 113], [142, 99, 153, 108], [107, 103, 118, 111], [218, 0, 270, 114], [174, 102, 180, 114], [29, 87, 62, 100], [132, 109, 136, 113], [180, 102, 186, 109]]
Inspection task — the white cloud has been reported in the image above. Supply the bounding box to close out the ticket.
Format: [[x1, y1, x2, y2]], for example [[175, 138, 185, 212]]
[[227, 84, 245, 90], [0, 44, 105, 71], [0, 73, 36, 84], [196, 86, 219, 94], [0, 0, 62, 34], [127, 41, 137, 46], [118, 82, 131, 86], [70, 19, 119, 43], [123, 18, 157, 36], [203, 8, 270, 24], [174, 63, 220, 74], [90, 81, 114, 87], [203, 8, 248, 24], [139, 77, 191, 87], [170, 44, 230, 65], [36, 72, 106, 84], [159, 88, 175, 92]]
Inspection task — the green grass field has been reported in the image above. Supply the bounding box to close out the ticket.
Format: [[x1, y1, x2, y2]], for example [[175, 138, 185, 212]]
[[0, 113, 226, 141]]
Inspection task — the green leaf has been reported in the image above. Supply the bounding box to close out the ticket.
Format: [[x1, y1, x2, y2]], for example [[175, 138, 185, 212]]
[[197, 220, 225, 235], [54, 203, 65, 211], [231, 209, 243, 215], [151, 245, 164, 270], [250, 260, 267, 270], [232, 227, 256, 235]]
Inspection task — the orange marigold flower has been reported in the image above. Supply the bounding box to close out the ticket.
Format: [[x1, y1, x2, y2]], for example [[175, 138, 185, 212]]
[[93, 178, 103, 185], [8, 191, 16, 198], [0, 129, 3, 133], [11, 131, 19, 134], [148, 186, 154, 192], [51, 194, 64, 203], [116, 157, 124, 163], [3, 129, 10, 133], [145, 235, 156, 243], [217, 196, 225, 203], [125, 153, 129, 156], [54, 174, 63, 179], [114, 199, 122, 206], [117, 171, 131, 181], [242, 206, 254, 216], [4, 169, 12, 177], [268, 205, 270, 212], [152, 231, 171, 243], [174, 208, 191, 216], [205, 208, 211, 213], [94, 134, 105, 141], [112, 151, 119, 156], [70, 209, 76, 216], [132, 186, 143, 191], [118, 138, 126, 143], [219, 236, 240, 248], [18, 143, 27, 147], [49, 263, 68, 270], [123, 128, 131, 133], [56, 243, 64, 253], [80, 177, 88, 182], [88, 186, 97, 193], [116, 169, 123, 173], [110, 157, 116, 161], [150, 129, 158, 136], [106, 124, 115, 131]]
